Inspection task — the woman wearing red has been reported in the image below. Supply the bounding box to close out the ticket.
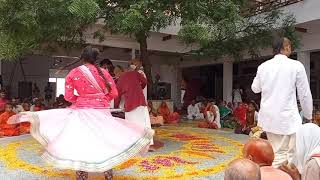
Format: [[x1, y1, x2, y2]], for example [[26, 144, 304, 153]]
[[158, 101, 180, 124], [9, 46, 153, 180]]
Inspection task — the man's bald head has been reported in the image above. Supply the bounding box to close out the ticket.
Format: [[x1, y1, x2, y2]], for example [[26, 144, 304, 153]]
[[272, 37, 292, 57], [224, 158, 261, 180], [243, 139, 274, 166]]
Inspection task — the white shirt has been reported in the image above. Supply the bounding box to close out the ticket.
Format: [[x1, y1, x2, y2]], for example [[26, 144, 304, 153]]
[[251, 54, 313, 135], [188, 104, 200, 116]]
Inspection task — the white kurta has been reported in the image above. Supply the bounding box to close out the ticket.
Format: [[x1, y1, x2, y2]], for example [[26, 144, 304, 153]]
[[251, 54, 313, 135], [187, 105, 203, 120]]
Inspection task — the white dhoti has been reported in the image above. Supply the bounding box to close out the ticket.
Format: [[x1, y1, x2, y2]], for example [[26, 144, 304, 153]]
[[125, 106, 153, 145], [266, 132, 296, 167]]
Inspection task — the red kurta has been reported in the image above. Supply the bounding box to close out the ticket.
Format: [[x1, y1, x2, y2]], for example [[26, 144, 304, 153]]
[[115, 71, 147, 112], [65, 64, 118, 108]]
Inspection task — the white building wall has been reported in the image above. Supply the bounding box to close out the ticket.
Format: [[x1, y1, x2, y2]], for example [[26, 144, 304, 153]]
[[1, 56, 53, 97]]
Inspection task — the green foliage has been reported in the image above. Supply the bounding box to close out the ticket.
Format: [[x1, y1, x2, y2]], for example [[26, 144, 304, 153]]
[[178, 1, 299, 60], [98, 0, 176, 40], [0, 0, 99, 60], [0, 0, 299, 61]]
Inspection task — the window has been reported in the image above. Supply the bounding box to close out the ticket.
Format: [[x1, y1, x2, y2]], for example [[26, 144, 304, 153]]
[[49, 78, 57, 83], [56, 78, 66, 97]]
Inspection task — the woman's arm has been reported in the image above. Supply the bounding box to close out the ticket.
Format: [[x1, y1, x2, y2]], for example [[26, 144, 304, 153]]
[[65, 70, 78, 103], [103, 69, 118, 101]]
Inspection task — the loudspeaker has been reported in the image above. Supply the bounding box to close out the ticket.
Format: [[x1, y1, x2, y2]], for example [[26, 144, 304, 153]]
[[18, 81, 32, 99], [157, 82, 171, 100]]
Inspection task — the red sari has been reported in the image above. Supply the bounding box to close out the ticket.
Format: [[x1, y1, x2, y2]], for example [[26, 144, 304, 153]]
[[233, 103, 247, 128], [0, 111, 19, 136], [158, 102, 180, 124]]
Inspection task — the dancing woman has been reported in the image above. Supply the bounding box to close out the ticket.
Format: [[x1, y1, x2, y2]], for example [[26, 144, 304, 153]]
[[9, 46, 154, 180]]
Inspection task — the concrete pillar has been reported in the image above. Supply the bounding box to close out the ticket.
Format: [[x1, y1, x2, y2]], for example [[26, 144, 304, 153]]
[[131, 49, 136, 59], [298, 51, 311, 82], [223, 61, 233, 103], [175, 66, 182, 107]]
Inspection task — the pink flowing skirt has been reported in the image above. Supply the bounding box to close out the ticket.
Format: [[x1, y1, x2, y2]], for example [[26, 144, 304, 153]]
[[9, 108, 154, 172]]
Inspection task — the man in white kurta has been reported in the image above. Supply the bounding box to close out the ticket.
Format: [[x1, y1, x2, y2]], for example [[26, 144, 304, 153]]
[[251, 37, 313, 167], [187, 100, 204, 120]]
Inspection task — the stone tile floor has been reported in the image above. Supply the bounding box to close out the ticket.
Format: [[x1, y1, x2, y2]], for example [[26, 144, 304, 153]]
[[0, 122, 248, 180]]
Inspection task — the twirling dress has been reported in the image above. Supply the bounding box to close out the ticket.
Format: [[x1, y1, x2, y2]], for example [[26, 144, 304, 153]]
[[9, 64, 154, 172]]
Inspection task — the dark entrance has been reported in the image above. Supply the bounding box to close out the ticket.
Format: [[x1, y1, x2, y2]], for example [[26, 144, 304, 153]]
[[182, 64, 223, 105]]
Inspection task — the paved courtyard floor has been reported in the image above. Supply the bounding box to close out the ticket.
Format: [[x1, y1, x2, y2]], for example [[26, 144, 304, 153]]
[[0, 122, 248, 180]]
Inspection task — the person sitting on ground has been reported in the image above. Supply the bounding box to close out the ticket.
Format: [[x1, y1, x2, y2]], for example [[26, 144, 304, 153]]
[[0, 103, 19, 137], [148, 101, 164, 127], [11, 97, 24, 114], [196, 97, 207, 115], [0, 90, 8, 114], [22, 102, 31, 112], [219, 100, 232, 119], [30, 98, 44, 111], [187, 100, 204, 120], [210, 99, 221, 128], [219, 100, 236, 128], [313, 110, 320, 126], [53, 95, 70, 109], [227, 102, 234, 112], [234, 102, 248, 134], [158, 101, 180, 124], [198, 101, 219, 129], [280, 123, 320, 180], [20, 102, 31, 134], [241, 101, 259, 135], [224, 158, 261, 180], [243, 139, 293, 180]]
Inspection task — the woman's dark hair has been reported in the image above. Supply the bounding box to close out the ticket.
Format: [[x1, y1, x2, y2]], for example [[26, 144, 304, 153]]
[[80, 46, 111, 91], [100, 58, 113, 67]]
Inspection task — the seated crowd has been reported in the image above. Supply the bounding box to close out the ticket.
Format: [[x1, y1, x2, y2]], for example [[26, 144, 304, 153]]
[[184, 96, 263, 134], [0, 90, 70, 137]]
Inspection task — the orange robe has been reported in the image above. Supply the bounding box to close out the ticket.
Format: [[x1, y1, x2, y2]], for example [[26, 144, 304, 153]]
[[0, 111, 19, 136], [158, 103, 180, 124], [20, 122, 31, 134]]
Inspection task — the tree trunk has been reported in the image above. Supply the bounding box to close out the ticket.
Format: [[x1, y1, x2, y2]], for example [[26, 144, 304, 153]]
[[138, 34, 153, 99]]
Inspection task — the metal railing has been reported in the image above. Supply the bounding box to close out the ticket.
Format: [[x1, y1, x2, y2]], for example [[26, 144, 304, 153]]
[[243, 0, 303, 16]]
